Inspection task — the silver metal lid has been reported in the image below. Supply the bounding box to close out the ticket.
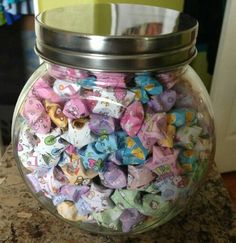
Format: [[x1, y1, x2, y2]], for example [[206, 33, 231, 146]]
[[35, 3, 198, 72]]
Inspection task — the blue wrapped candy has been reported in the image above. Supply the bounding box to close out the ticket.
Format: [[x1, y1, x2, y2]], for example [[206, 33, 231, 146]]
[[132, 87, 150, 104], [95, 134, 118, 154], [178, 149, 198, 172], [121, 136, 149, 165], [135, 74, 163, 96], [78, 143, 108, 172]]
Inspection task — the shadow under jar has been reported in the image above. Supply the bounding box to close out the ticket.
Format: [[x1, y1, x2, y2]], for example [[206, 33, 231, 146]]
[[11, 3, 215, 235]]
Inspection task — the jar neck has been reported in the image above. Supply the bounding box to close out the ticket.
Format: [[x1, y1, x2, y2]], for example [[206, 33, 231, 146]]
[[46, 62, 188, 83]]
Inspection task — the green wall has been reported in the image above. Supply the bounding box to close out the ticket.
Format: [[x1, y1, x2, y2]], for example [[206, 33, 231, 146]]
[[38, 0, 184, 12]]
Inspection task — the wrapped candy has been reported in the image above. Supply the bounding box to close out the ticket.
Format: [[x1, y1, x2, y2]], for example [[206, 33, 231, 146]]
[[34, 128, 67, 157], [132, 87, 150, 104], [144, 146, 180, 170], [94, 72, 126, 88], [84, 87, 135, 119], [157, 125, 176, 148], [81, 183, 113, 212], [111, 189, 141, 210], [79, 143, 107, 172], [45, 100, 68, 129], [30, 167, 69, 198], [127, 165, 155, 189], [63, 97, 89, 119], [59, 185, 90, 201], [32, 76, 64, 103], [22, 97, 51, 134], [17, 124, 37, 157], [61, 118, 96, 149], [167, 108, 197, 127], [138, 113, 167, 149], [119, 208, 145, 232], [157, 72, 179, 89], [148, 90, 176, 112], [57, 201, 88, 221], [120, 101, 144, 137], [53, 79, 80, 97], [179, 149, 198, 172], [135, 74, 163, 96], [137, 194, 171, 217], [89, 114, 115, 135], [48, 64, 89, 81], [176, 126, 202, 149], [121, 136, 149, 165], [60, 152, 97, 185], [99, 162, 127, 189], [75, 198, 93, 215], [92, 207, 123, 231], [95, 134, 118, 154], [79, 73, 126, 88]]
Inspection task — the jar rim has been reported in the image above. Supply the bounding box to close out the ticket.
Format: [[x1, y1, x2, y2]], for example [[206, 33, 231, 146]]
[[35, 3, 198, 72]]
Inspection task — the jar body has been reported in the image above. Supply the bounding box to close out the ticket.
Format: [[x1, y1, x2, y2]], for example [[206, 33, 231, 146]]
[[12, 62, 215, 234]]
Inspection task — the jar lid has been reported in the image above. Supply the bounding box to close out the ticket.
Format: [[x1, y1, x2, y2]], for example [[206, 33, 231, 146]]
[[35, 3, 198, 72]]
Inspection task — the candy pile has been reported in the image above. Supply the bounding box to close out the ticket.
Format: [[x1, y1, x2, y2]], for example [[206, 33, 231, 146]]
[[17, 64, 212, 232]]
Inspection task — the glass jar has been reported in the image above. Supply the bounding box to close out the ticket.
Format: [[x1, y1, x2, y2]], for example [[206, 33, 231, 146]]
[[12, 4, 215, 235]]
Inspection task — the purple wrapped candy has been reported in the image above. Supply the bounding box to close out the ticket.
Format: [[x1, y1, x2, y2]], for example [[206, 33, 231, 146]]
[[100, 162, 127, 189], [127, 165, 155, 189], [119, 208, 145, 232], [59, 185, 90, 202], [148, 90, 176, 112], [89, 114, 115, 135]]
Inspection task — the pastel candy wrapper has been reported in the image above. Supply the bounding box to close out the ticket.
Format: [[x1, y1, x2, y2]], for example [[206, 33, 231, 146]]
[[145, 146, 179, 170], [148, 90, 176, 112], [120, 101, 144, 137], [32, 76, 64, 103], [24, 151, 60, 169], [179, 149, 198, 172], [75, 198, 93, 215], [157, 125, 176, 148], [53, 79, 80, 97], [89, 114, 115, 135], [60, 152, 97, 185], [135, 74, 163, 95], [93, 207, 123, 231], [137, 194, 171, 217], [95, 134, 118, 154], [63, 97, 89, 119], [111, 189, 141, 210], [34, 128, 67, 157], [57, 201, 88, 221], [45, 100, 68, 129], [176, 125, 202, 149], [59, 185, 90, 202], [138, 113, 167, 149], [88, 87, 135, 118], [79, 143, 107, 172], [121, 136, 149, 165], [48, 64, 88, 81], [81, 183, 113, 212], [100, 162, 127, 189], [17, 124, 37, 156], [119, 208, 145, 232], [127, 165, 155, 189], [157, 72, 179, 89], [167, 108, 197, 127], [94, 72, 126, 88], [34, 167, 69, 198], [61, 118, 96, 149], [132, 87, 150, 104], [22, 97, 51, 134]]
